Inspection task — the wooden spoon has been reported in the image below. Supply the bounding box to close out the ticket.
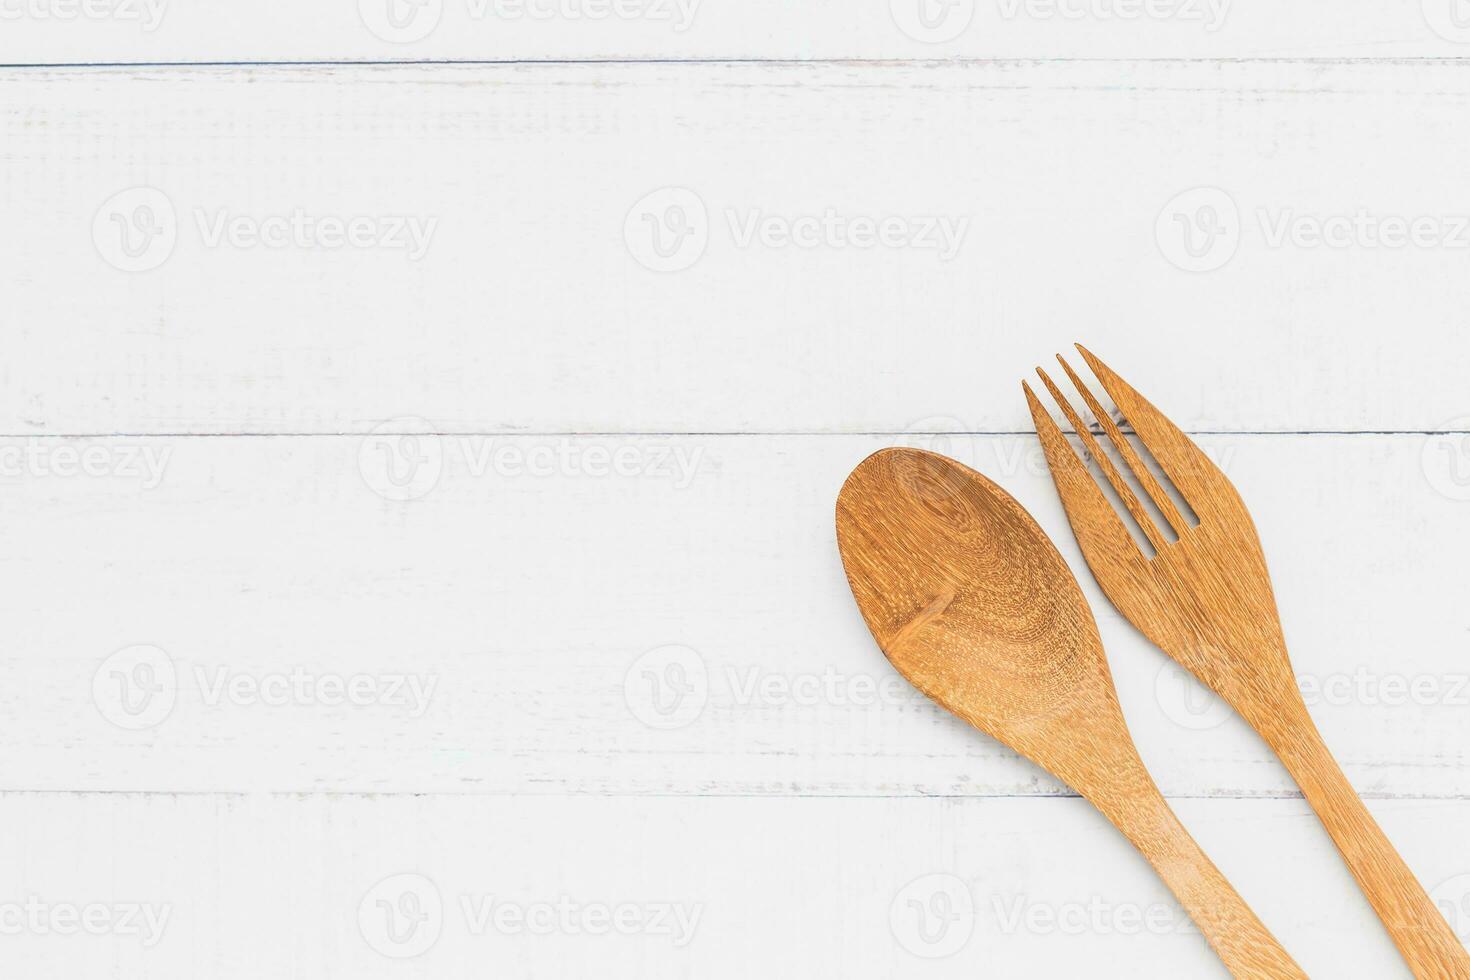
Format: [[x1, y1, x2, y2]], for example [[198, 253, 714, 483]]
[[836, 448, 1307, 979]]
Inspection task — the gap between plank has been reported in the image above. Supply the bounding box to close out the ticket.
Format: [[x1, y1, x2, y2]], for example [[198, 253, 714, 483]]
[[6, 56, 1470, 70], [0, 430, 1464, 439]]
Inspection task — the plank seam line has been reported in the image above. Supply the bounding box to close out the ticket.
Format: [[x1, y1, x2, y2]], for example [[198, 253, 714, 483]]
[[5, 57, 1470, 70], [0, 430, 1462, 439], [0, 790, 1464, 802]]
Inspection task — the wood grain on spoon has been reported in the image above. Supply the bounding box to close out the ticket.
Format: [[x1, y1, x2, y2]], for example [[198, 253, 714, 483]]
[[836, 448, 1307, 980]]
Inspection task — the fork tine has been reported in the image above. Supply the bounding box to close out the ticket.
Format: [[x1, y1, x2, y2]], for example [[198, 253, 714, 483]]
[[1056, 355, 1191, 537], [1023, 380, 1148, 566], [1074, 344, 1221, 511], [1035, 367, 1167, 553]]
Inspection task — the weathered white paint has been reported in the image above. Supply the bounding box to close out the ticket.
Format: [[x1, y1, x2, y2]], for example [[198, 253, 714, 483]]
[[3, 44, 1469, 980], [3, 63, 1470, 434], [0, 0, 1467, 63], [3, 792, 1465, 978], [3, 432, 1467, 800]]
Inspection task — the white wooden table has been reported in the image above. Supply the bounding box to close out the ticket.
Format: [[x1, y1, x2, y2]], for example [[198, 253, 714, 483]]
[[3, 5, 1470, 976]]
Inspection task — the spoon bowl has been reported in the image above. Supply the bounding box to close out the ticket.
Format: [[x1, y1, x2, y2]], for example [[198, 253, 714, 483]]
[[838, 447, 1096, 734]]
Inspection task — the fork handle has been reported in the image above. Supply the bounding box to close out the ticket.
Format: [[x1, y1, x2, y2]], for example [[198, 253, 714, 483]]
[[1267, 700, 1470, 979], [1088, 774, 1309, 979]]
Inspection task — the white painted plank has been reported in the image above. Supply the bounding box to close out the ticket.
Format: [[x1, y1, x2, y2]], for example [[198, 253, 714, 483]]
[[4, 791, 1467, 978], [3, 432, 1468, 797], [1, 0, 1469, 63], [3, 62, 1470, 434]]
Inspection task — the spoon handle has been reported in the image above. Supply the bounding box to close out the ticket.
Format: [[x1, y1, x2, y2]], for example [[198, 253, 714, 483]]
[[1262, 697, 1470, 979], [1087, 773, 1308, 979]]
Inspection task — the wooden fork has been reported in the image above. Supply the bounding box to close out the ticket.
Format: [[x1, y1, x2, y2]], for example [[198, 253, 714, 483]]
[[1023, 345, 1470, 980]]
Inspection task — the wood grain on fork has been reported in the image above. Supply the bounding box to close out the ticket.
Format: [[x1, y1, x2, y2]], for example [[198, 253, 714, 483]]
[[1026, 346, 1470, 980]]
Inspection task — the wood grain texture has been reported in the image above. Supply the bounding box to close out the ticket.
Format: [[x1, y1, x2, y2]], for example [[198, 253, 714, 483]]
[[0, 0, 1465, 63], [836, 448, 1305, 977], [1027, 348, 1470, 977], [8, 791, 1465, 978], [5, 38, 1470, 980], [3, 62, 1470, 434], [3, 431, 1469, 799]]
